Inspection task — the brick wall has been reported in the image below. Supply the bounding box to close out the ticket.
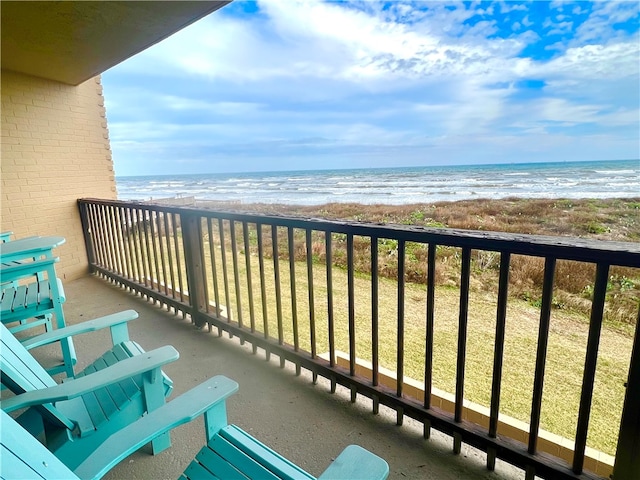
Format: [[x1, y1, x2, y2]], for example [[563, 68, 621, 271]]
[[1, 70, 117, 280]]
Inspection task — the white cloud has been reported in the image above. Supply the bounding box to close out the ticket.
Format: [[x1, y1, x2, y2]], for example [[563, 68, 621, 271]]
[[573, 1, 640, 44], [572, 5, 586, 15], [548, 21, 574, 35], [126, 0, 532, 87], [102, 0, 640, 176], [538, 40, 639, 80], [537, 98, 603, 124], [500, 2, 528, 14], [161, 96, 263, 116], [521, 14, 534, 27]]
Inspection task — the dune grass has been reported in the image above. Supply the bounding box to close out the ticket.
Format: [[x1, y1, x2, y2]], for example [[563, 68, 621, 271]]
[[196, 197, 640, 331]]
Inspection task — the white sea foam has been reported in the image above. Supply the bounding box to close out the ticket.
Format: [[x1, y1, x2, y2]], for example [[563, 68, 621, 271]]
[[595, 169, 635, 174], [116, 160, 640, 205]]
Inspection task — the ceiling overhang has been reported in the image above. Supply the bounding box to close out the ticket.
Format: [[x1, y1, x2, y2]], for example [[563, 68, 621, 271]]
[[1, 1, 230, 85]]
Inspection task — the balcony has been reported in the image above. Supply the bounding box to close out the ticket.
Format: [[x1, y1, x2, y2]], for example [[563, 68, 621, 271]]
[[3, 3, 637, 475], [34, 198, 637, 479]]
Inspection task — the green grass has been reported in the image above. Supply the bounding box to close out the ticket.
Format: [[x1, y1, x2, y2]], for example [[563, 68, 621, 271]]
[[195, 230, 631, 456], [120, 210, 635, 457], [194, 198, 640, 327], [130, 223, 631, 456]]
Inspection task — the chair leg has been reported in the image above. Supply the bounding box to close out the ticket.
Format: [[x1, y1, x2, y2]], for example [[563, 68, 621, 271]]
[[44, 313, 53, 332], [53, 305, 76, 377], [60, 337, 76, 377], [143, 368, 171, 455]]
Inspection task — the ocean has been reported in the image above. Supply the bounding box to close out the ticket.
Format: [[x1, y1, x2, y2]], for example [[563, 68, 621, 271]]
[[117, 159, 639, 206]]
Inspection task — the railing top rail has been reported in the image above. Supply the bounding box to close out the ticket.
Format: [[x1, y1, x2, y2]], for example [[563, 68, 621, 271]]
[[78, 198, 640, 267]]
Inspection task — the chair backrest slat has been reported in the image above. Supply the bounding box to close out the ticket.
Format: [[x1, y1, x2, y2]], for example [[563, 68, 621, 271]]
[[0, 323, 73, 430], [0, 323, 55, 392], [0, 410, 78, 480]]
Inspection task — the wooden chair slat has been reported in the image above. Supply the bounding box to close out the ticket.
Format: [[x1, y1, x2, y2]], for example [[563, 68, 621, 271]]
[[183, 459, 226, 480], [221, 425, 315, 480], [12, 285, 27, 310], [193, 445, 249, 480], [26, 280, 39, 306], [205, 435, 282, 480], [0, 288, 14, 311]]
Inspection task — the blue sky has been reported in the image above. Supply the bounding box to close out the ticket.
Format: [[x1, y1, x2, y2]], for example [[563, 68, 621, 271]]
[[102, 1, 640, 177]]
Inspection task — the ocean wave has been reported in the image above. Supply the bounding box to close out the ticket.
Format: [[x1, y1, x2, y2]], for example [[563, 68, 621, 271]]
[[117, 160, 640, 205], [594, 169, 636, 174], [147, 182, 186, 187], [607, 181, 637, 187]]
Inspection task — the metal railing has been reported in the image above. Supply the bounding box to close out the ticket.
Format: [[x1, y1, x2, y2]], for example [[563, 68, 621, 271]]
[[78, 198, 640, 480]]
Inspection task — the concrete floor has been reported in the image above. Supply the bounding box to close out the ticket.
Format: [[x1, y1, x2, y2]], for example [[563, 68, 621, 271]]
[[27, 275, 528, 480]]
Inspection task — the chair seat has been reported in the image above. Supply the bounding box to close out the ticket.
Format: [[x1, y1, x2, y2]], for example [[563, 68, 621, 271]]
[[184, 425, 389, 480], [1, 278, 65, 325], [52, 341, 174, 436], [185, 424, 315, 480]]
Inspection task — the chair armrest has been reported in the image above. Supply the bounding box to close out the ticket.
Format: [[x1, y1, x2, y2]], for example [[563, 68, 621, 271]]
[[0, 346, 179, 413], [21, 310, 139, 350], [74, 375, 239, 480], [0, 256, 58, 272], [0, 257, 58, 283], [318, 445, 389, 480]]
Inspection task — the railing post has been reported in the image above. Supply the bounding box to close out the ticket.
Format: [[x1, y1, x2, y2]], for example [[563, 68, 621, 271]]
[[613, 306, 640, 480], [77, 200, 96, 271], [182, 213, 207, 328]]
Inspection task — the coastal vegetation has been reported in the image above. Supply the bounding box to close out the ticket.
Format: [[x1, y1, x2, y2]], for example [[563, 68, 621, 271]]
[[204, 250, 632, 456], [198, 197, 640, 332], [140, 196, 638, 455]]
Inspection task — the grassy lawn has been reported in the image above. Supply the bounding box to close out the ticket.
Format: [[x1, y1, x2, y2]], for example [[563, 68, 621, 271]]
[[199, 233, 632, 456], [197, 198, 640, 329], [127, 199, 637, 457]]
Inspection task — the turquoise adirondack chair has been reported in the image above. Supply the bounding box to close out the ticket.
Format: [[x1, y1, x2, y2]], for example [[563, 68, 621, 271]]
[[1, 375, 239, 480], [1, 256, 75, 376], [1, 375, 389, 480], [0, 311, 176, 470], [1, 309, 170, 391]]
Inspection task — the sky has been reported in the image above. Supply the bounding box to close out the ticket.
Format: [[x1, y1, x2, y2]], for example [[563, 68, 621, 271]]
[[101, 0, 640, 177]]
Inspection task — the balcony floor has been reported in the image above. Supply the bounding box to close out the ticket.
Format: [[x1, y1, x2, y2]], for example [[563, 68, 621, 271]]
[[33, 275, 525, 479]]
